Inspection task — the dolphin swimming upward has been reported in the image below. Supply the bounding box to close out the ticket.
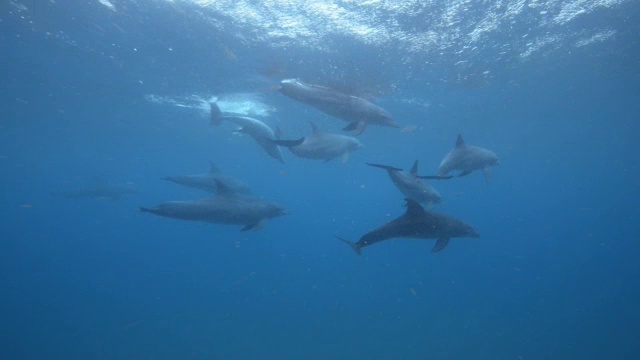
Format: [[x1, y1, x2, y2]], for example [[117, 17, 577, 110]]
[[278, 79, 399, 135], [271, 122, 364, 163], [141, 180, 287, 231], [210, 102, 302, 163], [337, 198, 479, 255], [162, 162, 251, 194], [367, 160, 443, 207], [437, 134, 499, 182]]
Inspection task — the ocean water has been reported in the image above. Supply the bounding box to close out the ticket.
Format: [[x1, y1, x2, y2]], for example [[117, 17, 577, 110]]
[[1, 0, 639, 359]]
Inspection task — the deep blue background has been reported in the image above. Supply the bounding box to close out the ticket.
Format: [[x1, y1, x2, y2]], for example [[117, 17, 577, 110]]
[[1, 1, 639, 359]]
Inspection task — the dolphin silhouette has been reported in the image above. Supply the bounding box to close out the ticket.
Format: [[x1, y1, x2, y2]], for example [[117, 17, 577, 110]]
[[271, 122, 364, 163], [140, 180, 287, 231], [337, 198, 479, 255], [162, 162, 251, 194], [278, 79, 398, 135], [437, 134, 499, 182], [367, 160, 443, 207], [210, 102, 302, 163]]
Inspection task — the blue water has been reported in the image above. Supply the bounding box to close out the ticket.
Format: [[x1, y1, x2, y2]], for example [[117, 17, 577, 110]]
[[2, 1, 640, 359]]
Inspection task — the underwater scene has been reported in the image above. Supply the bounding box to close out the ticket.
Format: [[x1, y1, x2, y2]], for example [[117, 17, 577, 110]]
[[1, 0, 639, 359]]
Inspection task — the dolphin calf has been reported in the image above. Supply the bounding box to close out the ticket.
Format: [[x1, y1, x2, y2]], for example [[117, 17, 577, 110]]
[[337, 198, 479, 255], [271, 122, 364, 163], [210, 102, 302, 163], [278, 79, 399, 135], [140, 180, 287, 231], [162, 162, 251, 194], [367, 161, 443, 206], [438, 135, 499, 182], [51, 179, 136, 200]]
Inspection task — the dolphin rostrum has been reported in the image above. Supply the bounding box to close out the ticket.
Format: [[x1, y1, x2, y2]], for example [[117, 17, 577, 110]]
[[337, 198, 479, 255], [162, 162, 251, 194], [278, 79, 399, 135], [210, 102, 303, 163], [140, 180, 287, 231], [367, 160, 443, 207], [437, 134, 499, 182], [271, 122, 364, 163]]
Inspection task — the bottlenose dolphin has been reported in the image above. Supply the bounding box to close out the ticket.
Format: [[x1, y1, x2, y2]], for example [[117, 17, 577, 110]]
[[162, 162, 251, 194], [438, 135, 499, 182], [140, 180, 287, 231], [278, 79, 399, 135], [367, 161, 442, 206], [271, 122, 364, 163], [337, 198, 479, 255], [51, 180, 136, 200], [210, 102, 302, 163]]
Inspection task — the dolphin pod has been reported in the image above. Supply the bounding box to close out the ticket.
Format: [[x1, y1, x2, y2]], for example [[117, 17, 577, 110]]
[[131, 81, 498, 255]]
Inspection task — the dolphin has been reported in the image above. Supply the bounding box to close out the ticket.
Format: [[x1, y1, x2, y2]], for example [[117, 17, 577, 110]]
[[337, 198, 479, 255], [162, 162, 251, 194], [278, 79, 399, 135], [437, 135, 499, 182], [210, 102, 302, 163], [51, 179, 136, 200], [271, 122, 364, 163], [367, 160, 443, 207], [140, 180, 287, 231]]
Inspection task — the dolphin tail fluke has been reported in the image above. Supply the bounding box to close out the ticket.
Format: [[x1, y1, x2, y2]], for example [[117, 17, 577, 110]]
[[269, 138, 305, 148], [139, 207, 152, 213], [366, 163, 403, 171], [336, 236, 362, 255], [210, 102, 223, 126]]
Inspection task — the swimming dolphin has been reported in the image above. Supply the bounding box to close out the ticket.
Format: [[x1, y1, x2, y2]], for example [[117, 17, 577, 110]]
[[337, 198, 479, 255], [271, 122, 364, 163], [438, 135, 499, 182], [367, 161, 443, 206], [210, 102, 302, 163], [140, 180, 287, 231], [278, 79, 399, 135], [162, 162, 251, 194], [51, 179, 136, 200]]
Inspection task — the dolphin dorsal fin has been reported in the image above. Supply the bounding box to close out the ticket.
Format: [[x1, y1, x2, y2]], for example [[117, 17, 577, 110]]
[[455, 134, 465, 148], [404, 198, 426, 217], [410, 160, 419, 175], [309, 121, 322, 134], [209, 161, 220, 174], [214, 179, 237, 197]]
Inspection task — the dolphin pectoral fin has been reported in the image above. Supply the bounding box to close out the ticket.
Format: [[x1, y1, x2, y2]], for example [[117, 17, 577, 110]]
[[367, 163, 403, 171], [341, 152, 350, 164], [458, 170, 472, 177], [482, 167, 492, 183], [336, 236, 362, 255], [343, 121, 366, 135], [269, 138, 305, 147], [241, 219, 268, 231], [432, 238, 450, 253]]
